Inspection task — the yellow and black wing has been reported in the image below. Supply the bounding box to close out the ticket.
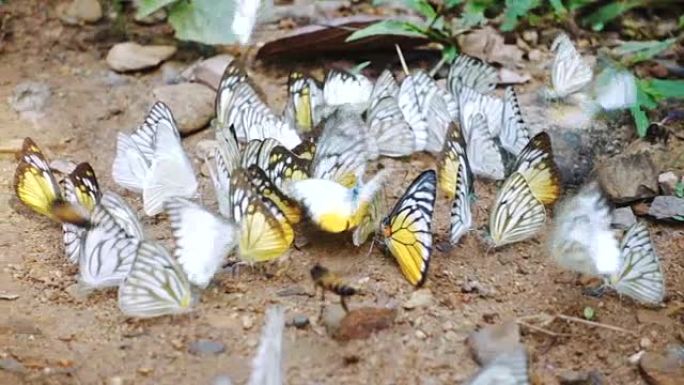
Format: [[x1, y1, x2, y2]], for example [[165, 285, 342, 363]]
[[438, 122, 471, 200], [288, 71, 315, 135], [382, 170, 436, 287], [291, 139, 316, 161], [246, 165, 301, 224], [14, 137, 64, 220], [513, 132, 561, 206], [489, 172, 546, 247], [266, 145, 311, 189], [65, 162, 101, 212], [229, 169, 294, 263]]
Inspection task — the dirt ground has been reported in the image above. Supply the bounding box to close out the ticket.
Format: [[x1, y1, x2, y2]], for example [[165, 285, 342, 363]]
[[1, 2, 683, 385]]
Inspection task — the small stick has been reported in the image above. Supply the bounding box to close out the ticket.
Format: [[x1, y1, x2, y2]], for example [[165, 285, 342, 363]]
[[428, 55, 448, 78], [395, 44, 410, 76], [516, 320, 572, 338], [555, 314, 637, 336]]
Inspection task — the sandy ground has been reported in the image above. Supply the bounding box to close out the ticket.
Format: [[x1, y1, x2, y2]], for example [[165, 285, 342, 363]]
[[1, 2, 682, 385]]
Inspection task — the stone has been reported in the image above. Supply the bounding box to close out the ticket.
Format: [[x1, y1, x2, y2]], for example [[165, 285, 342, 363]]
[[107, 376, 124, 385], [641, 338, 653, 349], [639, 349, 684, 385], [195, 139, 218, 160], [467, 320, 521, 365], [291, 314, 309, 329], [0, 358, 26, 373], [334, 307, 396, 341], [649, 196, 684, 219], [630, 350, 646, 365], [106, 42, 176, 73], [611, 207, 637, 229], [658, 172, 679, 195], [557, 370, 604, 385], [637, 310, 674, 328], [8, 81, 51, 114], [499, 68, 531, 84], [322, 305, 346, 336], [57, 0, 102, 25], [522, 30, 538, 45], [241, 315, 254, 330], [181, 54, 234, 90], [152, 83, 215, 135], [402, 288, 433, 309], [160, 61, 186, 85], [188, 339, 226, 355], [597, 152, 659, 204]]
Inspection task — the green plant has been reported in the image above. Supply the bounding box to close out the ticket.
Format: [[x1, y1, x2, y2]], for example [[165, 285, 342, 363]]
[[136, 0, 239, 44], [632, 78, 684, 136]]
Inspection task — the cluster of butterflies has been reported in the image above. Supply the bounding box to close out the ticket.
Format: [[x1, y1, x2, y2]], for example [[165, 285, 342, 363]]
[[12, 33, 663, 321]]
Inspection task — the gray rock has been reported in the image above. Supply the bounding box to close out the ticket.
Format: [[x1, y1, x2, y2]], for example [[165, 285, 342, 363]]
[[558, 370, 604, 385], [321, 305, 346, 336], [0, 358, 26, 373], [101, 70, 130, 87], [57, 0, 102, 25], [658, 172, 679, 195], [160, 61, 186, 85], [8, 81, 51, 114], [649, 196, 684, 219], [188, 339, 225, 356], [402, 288, 433, 309], [597, 152, 659, 204], [181, 54, 234, 90], [291, 314, 310, 329], [467, 320, 521, 365], [152, 83, 215, 135], [639, 347, 684, 385], [106, 42, 176, 73], [611, 207, 637, 229]]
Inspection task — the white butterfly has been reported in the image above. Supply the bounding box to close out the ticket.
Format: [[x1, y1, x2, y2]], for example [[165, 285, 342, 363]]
[[112, 102, 198, 216], [247, 306, 284, 385], [61, 163, 102, 264], [467, 346, 529, 385], [548, 182, 620, 276], [608, 221, 665, 305], [215, 63, 248, 130], [466, 112, 505, 180], [439, 123, 473, 246], [448, 54, 499, 95], [593, 67, 637, 111], [322, 69, 373, 111], [547, 33, 593, 100], [165, 197, 238, 289], [489, 172, 546, 247], [500, 87, 530, 156], [78, 192, 143, 290], [231, 0, 260, 45], [118, 240, 194, 318], [369, 69, 399, 109], [365, 96, 416, 158], [458, 86, 504, 138]]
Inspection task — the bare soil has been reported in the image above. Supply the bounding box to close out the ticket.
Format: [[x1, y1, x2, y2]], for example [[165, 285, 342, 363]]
[[1, 2, 682, 385]]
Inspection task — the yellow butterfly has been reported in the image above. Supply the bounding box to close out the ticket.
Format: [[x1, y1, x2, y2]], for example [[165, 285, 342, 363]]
[[291, 139, 316, 161], [438, 122, 470, 200], [266, 145, 311, 190], [230, 168, 294, 263], [285, 72, 322, 135], [62, 162, 102, 264], [14, 138, 88, 225], [246, 165, 302, 225], [381, 170, 436, 287], [513, 132, 561, 206]]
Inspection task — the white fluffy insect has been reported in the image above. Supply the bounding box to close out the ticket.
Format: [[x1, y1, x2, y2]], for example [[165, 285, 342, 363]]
[[248, 306, 285, 385], [548, 182, 620, 276], [593, 67, 637, 111]]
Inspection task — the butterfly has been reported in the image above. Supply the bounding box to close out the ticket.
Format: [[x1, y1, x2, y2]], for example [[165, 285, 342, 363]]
[[14, 137, 89, 225], [466, 112, 505, 180], [608, 221, 665, 305], [111, 102, 198, 216], [240, 138, 281, 170], [283, 71, 323, 135], [466, 346, 529, 385], [447, 53, 498, 95], [488, 172, 546, 248], [215, 63, 249, 131], [512, 132, 561, 206], [593, 66, 637, 111], [62, 162, 102, 264], [311, 107, 371, 188], [118, 240, 193, 318], [322, 69, 373, 111], [381, 170, 436, 286], [230, 168, 294, 263], [247, 306, 285, 385], [365, 95, 416, 158], [547, 33, 593, 100], [286, 170, 388, 233], [78, 192, 144, 290], [412, 70, 459, 122], [500, 87, 530, 156], [265, 145, 311, 190], [439, 123, 474, 246], [291, 139, 316, 161], [457, 86, 504, 138], [352, 187, 387, 247], [247, 165, 302, 225], [166, 197, 237, 288], [369, 69, 399, 110], [548, 182, 620, 276]]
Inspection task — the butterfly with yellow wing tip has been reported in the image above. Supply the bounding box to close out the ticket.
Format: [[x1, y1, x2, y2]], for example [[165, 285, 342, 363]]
[[352, 188, 387, 247], [62, 162, 102, 264], [488, 172, 546, 248], [266, 145, 311, 190], [246, 165, 302, 225], [291, 139, 316, 161], [240, 138, 281, 170], [439, 123, 474, 246], [512, 132, 561, 206], [285, 170, 388, 234], [284, 71, 323, 136], [381, 170, 436, 287], [607, 221, 665, 305], [230, 168, 294, 263], [14, 137, 89, 226], [118, 240, 194, 318]]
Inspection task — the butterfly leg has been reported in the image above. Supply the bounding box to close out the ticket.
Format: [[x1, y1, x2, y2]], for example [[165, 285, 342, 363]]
[[340, 296, 350, 313]]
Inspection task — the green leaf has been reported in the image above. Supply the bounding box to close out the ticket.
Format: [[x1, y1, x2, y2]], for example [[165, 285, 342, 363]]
[[679, 15, 684, 28], [345, 20, 427, 42], [549, 0, 568, 16], [643, 79, 684, 100], [675, 181, 684, 198], [167, 0, 237, 45], [631, 104, 650, 137], [136, 0, 177, 18], [583, 306, 595, 321], [445, 0, 464, 9], [501, 0, 541, 31], [614, 38, 676, 65], [442, 44, 458, 63], [372, 0, 436, 19], [458, 0, 494, 28], [350, 61, 371, 74], [582, 0, 644, 31], [567, 0, 593, 11]]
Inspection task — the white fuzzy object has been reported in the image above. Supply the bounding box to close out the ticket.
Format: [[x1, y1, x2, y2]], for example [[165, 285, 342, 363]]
[[248, 306, 285, 385]]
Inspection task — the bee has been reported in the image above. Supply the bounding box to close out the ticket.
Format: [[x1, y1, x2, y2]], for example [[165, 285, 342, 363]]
[[310, 263, 357, 312]]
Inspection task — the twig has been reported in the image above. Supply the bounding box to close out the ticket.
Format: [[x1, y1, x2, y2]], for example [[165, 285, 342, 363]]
[[517, 320, 572, 338], [555, 314, 637, 336], [429, 55, 448, 78], [395, 44, 410, 76]]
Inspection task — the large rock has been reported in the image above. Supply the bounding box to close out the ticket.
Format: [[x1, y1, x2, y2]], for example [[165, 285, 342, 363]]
[[466, 320, 521, 365], [639, 348, 684, 385], [333, 307, 396, 341], [152, 83, 215, 135], [57, 0, 102, 25], [181, 54, 234, 90], [597, 151, 659, 204], [106, 42, 176, 73]]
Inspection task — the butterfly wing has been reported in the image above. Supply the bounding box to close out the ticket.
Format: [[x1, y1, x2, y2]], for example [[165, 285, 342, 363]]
[[382, 170, 436, 286], [118, 240, 193, 318], [467, 347, 529, 385], [397, 75, 429, 151], [448, 141, 473, 246], [353, 188, 387, 247], [248, 306, 285, 385], [489, 172, 546, 247], [369, 69, 399, 109], [112, 133, 150, 193], [216, 63, 249, 127], [500, 87, 530, 156], [448, 54, 498, 95], [610, 221, 665, 304], [99, 191, 144, 239], [466, 113, 505, 180], [366, 96, 416, 157], [323, 69, 373, 108], [285, 178, 355, 233], [62, 163, 102, 264], [458, 86, 504, 137], [131, 102, 176, 162], [550, 33, 593, 98], [166, 197, 237, 289], [247, 165, 302, 224], [513, 132, 561, 206], [284, 72, 323, 135], [14, 137, 64, 219], [438, 122, 469, 199], [291, 140, 316, 161]]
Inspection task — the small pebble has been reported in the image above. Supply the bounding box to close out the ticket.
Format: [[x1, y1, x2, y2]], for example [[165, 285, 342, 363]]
[[629, 350, 645, 365], [640, 337, 653, 349], [188, 339, 226, 356], [415, 330, 427, 340], [241, 315, 254, 330], [291, 314, 310, 329], [107, 376, 124, 385]]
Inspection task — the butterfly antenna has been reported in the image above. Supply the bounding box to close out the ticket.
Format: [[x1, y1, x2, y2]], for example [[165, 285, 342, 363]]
[[395, 44, 410, 76], [366, 237, 376, 257]]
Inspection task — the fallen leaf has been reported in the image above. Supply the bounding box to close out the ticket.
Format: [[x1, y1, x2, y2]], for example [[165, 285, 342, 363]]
[[334, 307, 396, 341]]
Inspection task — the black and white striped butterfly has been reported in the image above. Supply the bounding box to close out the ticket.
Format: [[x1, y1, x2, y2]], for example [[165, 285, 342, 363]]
[[448, 53, 498, 95], [466, 346, 529, 385], [466, 112, 505, 180], [365, 95, 416, 158], [322, 69, 373, 111], [439, 123, 474, 246], [500, 87, 530, 157], [62, 162, 102, 264]]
